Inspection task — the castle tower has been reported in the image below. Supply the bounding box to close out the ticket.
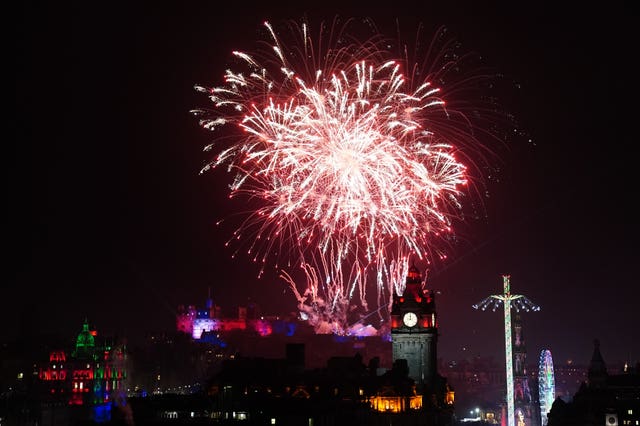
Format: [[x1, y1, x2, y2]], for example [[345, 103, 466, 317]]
[[390, 265, 438, 393]]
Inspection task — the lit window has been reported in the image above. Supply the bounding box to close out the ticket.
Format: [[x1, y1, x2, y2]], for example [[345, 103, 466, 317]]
[[271, 419, 276, 425], [628, 410, 633, 415]]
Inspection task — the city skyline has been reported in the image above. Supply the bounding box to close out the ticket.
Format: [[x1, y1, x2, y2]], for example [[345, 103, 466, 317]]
[[11, 2, 636, 367]]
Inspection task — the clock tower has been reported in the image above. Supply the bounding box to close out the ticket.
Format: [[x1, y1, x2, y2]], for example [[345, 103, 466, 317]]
[[391, 265, 438, 393]]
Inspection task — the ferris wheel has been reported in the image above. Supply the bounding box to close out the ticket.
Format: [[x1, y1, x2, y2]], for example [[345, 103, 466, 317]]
[[538, 349, 556, 426]]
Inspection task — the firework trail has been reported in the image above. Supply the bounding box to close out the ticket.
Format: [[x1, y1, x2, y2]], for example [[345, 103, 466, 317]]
[[192, 18, 503, 335]]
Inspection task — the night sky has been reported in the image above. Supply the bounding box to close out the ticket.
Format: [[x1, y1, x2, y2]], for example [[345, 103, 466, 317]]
[[12, 2, 637, 368]]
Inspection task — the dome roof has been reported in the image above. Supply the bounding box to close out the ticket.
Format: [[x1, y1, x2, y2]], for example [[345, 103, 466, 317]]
[[75, 320, 95, 350]]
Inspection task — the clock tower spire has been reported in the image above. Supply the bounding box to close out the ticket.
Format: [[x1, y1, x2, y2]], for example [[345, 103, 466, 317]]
[[390, 264, 438, 393]]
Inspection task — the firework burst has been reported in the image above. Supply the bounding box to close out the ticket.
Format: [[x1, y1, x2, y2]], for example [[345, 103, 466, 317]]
[[192, 18, 504, 334]]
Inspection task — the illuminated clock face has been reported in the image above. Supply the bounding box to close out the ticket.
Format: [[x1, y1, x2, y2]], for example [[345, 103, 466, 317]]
[[403, 312, 418, 327]]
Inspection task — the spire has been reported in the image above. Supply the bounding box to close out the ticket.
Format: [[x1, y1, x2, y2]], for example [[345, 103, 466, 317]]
[[206, 287, 213, 309], [402, 264, 426, 303], [406, 264, 422, 285], [587, 339, 607, 388]]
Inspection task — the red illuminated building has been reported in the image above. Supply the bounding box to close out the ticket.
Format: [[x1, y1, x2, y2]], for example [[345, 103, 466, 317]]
[[38, 320, 129, 423]]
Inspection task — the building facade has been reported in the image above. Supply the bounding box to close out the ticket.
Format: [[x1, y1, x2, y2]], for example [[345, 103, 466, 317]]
[[38, 320, 129, 424]]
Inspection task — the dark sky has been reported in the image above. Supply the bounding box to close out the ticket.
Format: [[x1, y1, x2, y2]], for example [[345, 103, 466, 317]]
[[12, 2, 637, 367]]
